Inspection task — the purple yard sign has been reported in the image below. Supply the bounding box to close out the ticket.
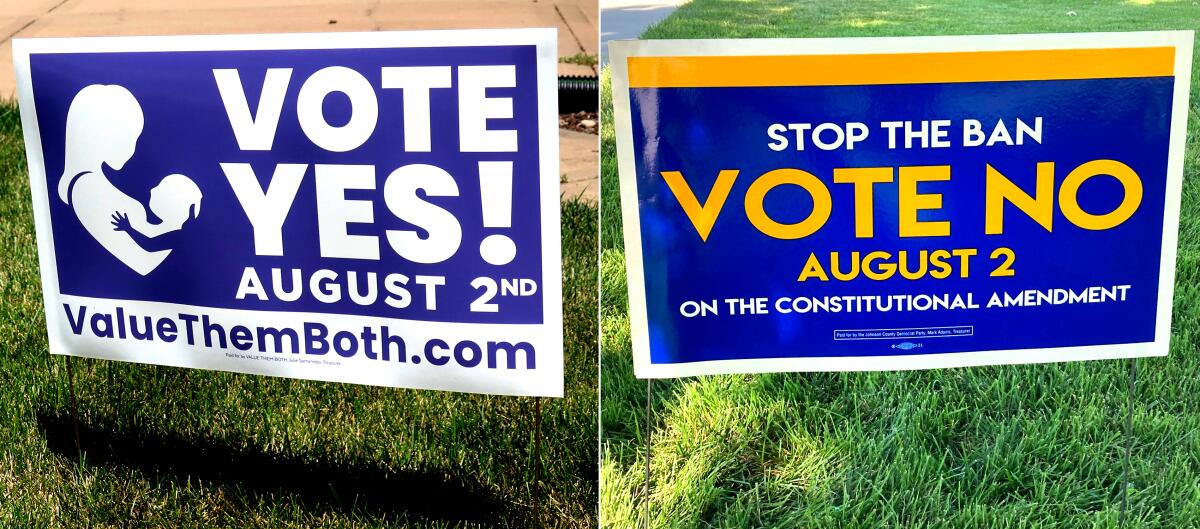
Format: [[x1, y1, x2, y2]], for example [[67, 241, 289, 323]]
[[14, 29, 563, 396]]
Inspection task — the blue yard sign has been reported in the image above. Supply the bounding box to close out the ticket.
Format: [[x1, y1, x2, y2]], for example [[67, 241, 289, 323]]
[[15, 29, 563, 396], [610, 32, 1192, 378]]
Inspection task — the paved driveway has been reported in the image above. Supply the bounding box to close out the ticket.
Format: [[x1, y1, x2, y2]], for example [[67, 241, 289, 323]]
[[0, 0, 598, 100], [0, 0, 598, 202]]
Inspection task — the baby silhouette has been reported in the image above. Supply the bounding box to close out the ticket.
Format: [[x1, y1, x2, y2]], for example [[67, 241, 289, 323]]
[[110, 174, 203, 252]]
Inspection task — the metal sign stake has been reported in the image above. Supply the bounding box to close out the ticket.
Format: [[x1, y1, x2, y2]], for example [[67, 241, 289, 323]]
[[65, 355, 81, 459], [644, 378, 653, 529], [528, 396, 545, 527], [1119, 357, 1138, 526]]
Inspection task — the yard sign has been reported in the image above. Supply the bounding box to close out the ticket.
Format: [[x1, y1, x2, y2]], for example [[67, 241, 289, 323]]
[[14, 29, 563, 396], [610, 32, 1192, 378]]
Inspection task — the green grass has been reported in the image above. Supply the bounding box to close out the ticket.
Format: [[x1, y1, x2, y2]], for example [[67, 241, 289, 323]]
[[600, 1, 1200, 528], [0, 103, 597, 528], [560, 53, 600, 68]]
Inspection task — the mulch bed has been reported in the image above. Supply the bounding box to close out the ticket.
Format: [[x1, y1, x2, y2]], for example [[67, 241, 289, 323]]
[[559, 111, 598, 135]]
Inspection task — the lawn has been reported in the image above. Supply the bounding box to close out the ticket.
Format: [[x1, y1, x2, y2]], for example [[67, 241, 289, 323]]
[[0, 101, 598, 528], [600, 1, 1200, 528]]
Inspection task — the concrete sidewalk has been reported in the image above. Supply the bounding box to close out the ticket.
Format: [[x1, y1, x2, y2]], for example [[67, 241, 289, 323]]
[[0, 0, 598, 203], [600, 0, 686, 65], [0, 0, 598, 100]]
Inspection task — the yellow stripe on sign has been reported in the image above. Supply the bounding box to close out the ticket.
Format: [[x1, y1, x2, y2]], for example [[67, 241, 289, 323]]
[[626, 47, 1176, 88]]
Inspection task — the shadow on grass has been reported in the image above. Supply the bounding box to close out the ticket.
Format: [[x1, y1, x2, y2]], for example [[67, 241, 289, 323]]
[[36, 409, 521, 525]]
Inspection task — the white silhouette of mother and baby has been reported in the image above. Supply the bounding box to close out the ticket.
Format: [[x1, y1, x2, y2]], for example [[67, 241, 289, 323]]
[[58, 84, 203, 276]]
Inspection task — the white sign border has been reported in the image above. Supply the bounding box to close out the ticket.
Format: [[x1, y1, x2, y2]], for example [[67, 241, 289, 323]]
[[609, 31, 1194, 379], [14, 28, 564, 397]]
